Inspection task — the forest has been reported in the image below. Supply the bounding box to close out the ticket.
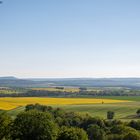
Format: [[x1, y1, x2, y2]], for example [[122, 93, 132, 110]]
[[1, 104, 140, 140]]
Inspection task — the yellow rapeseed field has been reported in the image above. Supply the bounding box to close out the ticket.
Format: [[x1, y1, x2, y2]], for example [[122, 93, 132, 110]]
[[0, 97, 131, 110]]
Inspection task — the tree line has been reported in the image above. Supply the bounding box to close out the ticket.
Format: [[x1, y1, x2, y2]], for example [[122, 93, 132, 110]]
[[1, 104, 140, 140], [1, 89, 140, 97]]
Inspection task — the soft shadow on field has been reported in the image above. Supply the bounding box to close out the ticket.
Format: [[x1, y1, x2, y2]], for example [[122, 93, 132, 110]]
[[5, 101, 140, 121], [57, 102, 140, 119]]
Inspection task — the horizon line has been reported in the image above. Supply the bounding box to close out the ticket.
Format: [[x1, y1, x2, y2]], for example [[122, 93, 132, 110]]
[[1, 76, 140, 79]]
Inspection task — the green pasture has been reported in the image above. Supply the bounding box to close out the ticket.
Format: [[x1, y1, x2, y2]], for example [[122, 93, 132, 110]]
[[5, 96, 140, 121]]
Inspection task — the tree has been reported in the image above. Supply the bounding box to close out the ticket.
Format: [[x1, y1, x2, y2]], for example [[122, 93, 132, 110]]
[[25, 103, 53, 112], [0, 112, 12, 139], [107, 111, 115, 120], [57, 126, 88, 140], [107, 134, 123, 140], [10, 110, 58, 140], [87, 124, 106, 140], [81, 117, 105, 130], [79, 87, 87, 92], [129, 120, 140, 130], [111, 125, 137, 135], [136, 109, 140, 117]]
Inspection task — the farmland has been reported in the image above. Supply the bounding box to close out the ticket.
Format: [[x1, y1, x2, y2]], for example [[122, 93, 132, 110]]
[[0, 86, 140, 120], [0, 88, 20, 94], [31, 87, 80, 92], [0, 96, 139, 120], [0, 97, 130, 110]]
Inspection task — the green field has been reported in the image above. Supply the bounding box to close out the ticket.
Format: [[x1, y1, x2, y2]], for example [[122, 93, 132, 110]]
[[94, 96, 140, 101], [60, 102, 140, 120], [0, 88, 27, 94], [4, 96, 140, 121]]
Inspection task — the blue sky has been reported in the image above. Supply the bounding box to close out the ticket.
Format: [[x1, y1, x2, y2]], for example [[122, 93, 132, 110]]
[[0, 0, 140, 78]]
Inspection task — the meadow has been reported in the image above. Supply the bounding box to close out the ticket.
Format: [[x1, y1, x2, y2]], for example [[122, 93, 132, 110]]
[[0, 92, 140, 120]]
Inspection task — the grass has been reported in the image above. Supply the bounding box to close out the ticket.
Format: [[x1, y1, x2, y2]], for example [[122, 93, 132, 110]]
[[94, 96, 140, 101], [58, 102, 140, 120], [5, 101, 140, 120]]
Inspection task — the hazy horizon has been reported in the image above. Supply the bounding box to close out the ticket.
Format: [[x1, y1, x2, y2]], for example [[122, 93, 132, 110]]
[[1, 0, 140, 78], [2, 76, 140, 79]]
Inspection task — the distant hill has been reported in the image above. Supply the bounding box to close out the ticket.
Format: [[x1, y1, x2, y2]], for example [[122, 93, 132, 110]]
[[0, 77, 36, 87], [0, 76, 17, 80], [1, 77, 140, 88]]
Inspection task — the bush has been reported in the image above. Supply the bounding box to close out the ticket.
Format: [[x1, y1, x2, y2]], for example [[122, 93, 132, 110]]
[[10, 110, 58, 140], [107, 111, 115, 120], [123, 132, 140, 140], [87, 124, 106, 140], [136, 109, 140, 117], [0, 113, 12, 139], [57, 126, 88, 140]]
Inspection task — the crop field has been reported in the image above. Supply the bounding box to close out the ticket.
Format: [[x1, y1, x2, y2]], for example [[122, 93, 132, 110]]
[[0, 96, 140, 120], [60, 102, 140, 120], [0, 88, 27, 94], [31, 87, 80, 92], [0, 97, 130, 110], [5, 100, 140, 120], [0, 89, 18, 94]]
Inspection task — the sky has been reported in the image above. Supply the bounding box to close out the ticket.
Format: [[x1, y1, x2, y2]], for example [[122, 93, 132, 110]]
[[0, 0, 140, 78]]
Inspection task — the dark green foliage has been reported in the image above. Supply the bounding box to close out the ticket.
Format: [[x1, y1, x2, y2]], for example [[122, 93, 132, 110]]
[[81, 117, 105, 130], [10, 110, 58, 140], [87, 124, 106, 140], [55, 87, 64, 89], [110, 125, 137, 135], [0, 113, 12, 139], [53, 107, 65, 118], [57, 126, 88, 140], [60, 111, 85, 127], [136, 109, 140, 117], [123, 132, 140, 140], [25, 103, 53, 112], [26, 104, 85, 127], [1, 104, 140, 140], [129, 120, 140, 130], [107, 134, 123, 140], [107, 111, 115, 120], [105, 120, 123, 127]]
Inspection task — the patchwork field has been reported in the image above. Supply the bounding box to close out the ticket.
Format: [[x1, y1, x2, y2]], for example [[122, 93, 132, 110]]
[[0, 97, 130, 110], [0, 96, 140, 120], [60, 102, 140, 120], [31, 87, 80, 92], [0, 89, 18, 94]]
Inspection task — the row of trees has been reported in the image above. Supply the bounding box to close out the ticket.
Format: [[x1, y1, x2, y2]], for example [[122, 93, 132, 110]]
[[1, 104, 140, 140], [1, 89, 140, 97]]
